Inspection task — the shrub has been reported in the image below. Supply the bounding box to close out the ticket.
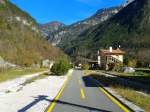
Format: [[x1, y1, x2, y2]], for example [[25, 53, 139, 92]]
[[113, 63, 124, 72], [51, 58, 70, 75], [82, 64, 89, 70], [128, 59, 137, 68]]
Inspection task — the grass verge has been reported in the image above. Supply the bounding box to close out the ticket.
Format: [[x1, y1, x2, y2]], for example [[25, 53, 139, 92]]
[[113, 87, 150, 112], [0, 68, 48, 83], [105, 71, 150, 76], [104, 71, 150, 85]]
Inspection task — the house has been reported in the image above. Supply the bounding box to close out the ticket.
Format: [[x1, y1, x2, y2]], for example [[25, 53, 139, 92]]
[[88, 60, 99, 70], [98, 47, 125, 70], [42, 59, 54, 69]]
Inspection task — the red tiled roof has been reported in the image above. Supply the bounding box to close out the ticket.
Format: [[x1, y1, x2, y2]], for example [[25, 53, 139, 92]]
[[100, 48, 125, 55]]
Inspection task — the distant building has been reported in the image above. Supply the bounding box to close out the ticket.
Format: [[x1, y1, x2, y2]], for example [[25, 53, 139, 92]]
[[98, 47, 125, 70], [42, 59, 54, 69]]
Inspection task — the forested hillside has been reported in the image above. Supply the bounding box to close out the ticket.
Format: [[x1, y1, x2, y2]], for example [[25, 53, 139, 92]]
[[62, 0, 150, 66], [0, 0, 66, 66]]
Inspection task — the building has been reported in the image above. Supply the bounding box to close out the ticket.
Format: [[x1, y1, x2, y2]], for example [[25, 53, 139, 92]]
[[42, 59, 54, 69], [98, 47, 125, 70]]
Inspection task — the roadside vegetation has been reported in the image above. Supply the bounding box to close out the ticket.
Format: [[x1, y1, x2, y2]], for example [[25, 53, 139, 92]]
[[84, 70, 150, 112], [113, 87, 150, 112], [51, 58, 71, 75], [81, 64, 89, 70], [127, 72, 150, 76], [0, 68, 47, 83], [104, 70, 150, 85]]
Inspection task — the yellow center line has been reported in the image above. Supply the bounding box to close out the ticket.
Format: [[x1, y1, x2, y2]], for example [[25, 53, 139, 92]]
[[91, 77, 130, 112], [47, 74, 71, 112], [78, 76, 86, 99], [98, 87, 129, 112], [80, 88, 85, 99]]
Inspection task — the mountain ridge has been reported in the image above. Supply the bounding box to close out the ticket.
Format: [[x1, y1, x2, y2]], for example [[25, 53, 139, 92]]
[[63, 0, 150, 66], [44, 6, 123, 46]]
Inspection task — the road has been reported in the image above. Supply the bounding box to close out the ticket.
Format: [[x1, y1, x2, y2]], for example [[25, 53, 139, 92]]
[[47, 70, 128, 112]]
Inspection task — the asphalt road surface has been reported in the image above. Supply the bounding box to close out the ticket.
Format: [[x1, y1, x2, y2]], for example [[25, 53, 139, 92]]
[[48, 70, 126, 112]]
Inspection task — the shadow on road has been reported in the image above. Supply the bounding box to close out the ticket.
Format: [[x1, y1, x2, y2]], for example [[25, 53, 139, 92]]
[[82, 74, 150, 94], [18, 95, 111, 112], [82, 76, 98, 87], [18, 95, 49, 112], [48, 99, 112, 112]]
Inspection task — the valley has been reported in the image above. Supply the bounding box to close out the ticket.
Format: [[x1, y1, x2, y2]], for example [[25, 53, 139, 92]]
[[0, 0, 149, 112]]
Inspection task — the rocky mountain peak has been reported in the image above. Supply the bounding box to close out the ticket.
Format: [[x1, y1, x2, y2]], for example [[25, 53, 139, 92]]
[[42, 21, 65, 28], [41, 6, 122, 46], [39, 21, 65, 38]]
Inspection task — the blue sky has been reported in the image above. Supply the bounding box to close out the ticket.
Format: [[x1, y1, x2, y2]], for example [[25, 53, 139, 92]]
[[11, 0, 125, 25]]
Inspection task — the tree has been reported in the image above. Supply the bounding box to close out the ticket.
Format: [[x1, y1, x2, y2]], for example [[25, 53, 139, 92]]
[[137, 50, 150, 67]]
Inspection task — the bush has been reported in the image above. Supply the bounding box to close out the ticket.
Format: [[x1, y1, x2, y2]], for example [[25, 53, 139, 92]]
[[113, 63, 124, 72], [82, 64, 89, 70], [128, 59, 137, 68], [51, 58, 70, 75]]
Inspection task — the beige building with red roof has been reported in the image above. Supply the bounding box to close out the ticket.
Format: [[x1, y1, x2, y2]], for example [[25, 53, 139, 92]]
[[98, 47, 125, 70]]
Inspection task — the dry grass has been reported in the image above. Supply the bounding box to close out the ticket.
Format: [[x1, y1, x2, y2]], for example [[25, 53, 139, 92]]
[[84, 70, 104, 76], [0, 68, 47, 83], [113, 87, 150, 112], [84, 70, 96, 75], [106, 71, 150, 76]]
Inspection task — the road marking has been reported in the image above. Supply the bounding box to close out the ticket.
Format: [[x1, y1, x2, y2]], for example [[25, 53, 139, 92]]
[[98, 87, 129, 112], [78, 76, 86, 99], [80, 88, 85, 99], [91, 78, 130, 112], [47, 75, 71, 112]]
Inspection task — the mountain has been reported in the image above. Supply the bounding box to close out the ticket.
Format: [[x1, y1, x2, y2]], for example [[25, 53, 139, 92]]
[[39, 21, 65, 38], [0, 0, 66, 66], [62, 0, 150, 65], [123, 0, 135, 6], [45, 6, 122, 46]]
